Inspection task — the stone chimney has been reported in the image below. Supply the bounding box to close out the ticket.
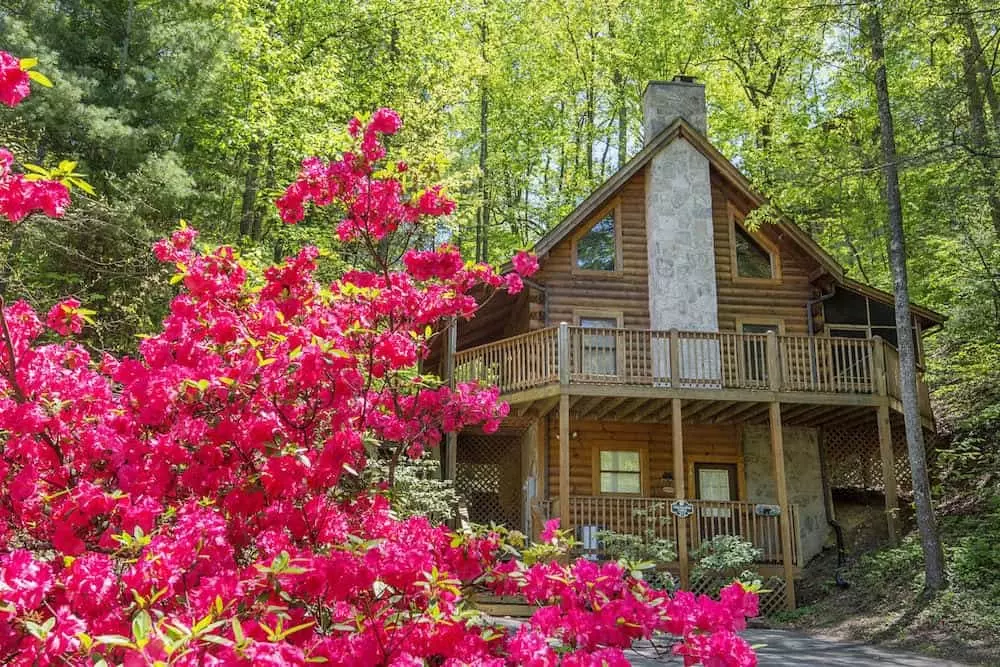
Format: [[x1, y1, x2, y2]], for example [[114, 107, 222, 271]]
[[644, 76, 719, 337], [643, 76, 707, 140]]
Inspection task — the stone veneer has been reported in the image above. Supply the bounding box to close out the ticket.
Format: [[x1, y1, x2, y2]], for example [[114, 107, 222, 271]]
[[643, 81, 718, 334], [742, 426, 829, 564]]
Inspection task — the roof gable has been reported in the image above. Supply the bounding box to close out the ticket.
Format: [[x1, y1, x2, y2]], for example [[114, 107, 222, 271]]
[[529, 118, 945, 327]]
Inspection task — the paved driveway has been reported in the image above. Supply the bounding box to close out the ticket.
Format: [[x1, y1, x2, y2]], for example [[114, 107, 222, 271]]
[[627, 629, 970, 666]]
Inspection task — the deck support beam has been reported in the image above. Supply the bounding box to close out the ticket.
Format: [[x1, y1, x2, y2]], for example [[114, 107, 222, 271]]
[[672, 397, 689, 589], [876, 405, 899, 546], [558, 394, 570, 529], [768, 401, 796, 611], [558, 323, 571, 528]]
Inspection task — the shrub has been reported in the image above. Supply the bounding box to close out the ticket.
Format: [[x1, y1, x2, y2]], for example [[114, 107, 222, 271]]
[[693, 534, 763, 587]]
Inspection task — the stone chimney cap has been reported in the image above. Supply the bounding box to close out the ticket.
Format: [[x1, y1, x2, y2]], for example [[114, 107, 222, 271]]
[[642, 79, 707, 139]]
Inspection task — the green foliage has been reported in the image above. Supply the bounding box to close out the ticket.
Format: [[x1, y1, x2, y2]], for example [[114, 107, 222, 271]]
[[949, 498, 1000, 601], [692, 535, 762, 586], [596, 503, 676, 589], [365, 456, 458, 523]]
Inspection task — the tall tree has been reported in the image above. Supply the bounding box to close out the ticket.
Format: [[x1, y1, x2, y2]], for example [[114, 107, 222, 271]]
[[864, 1, 946, 591]]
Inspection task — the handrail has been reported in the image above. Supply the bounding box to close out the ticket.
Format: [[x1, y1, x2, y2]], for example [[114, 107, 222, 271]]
[[552, 496, 800, 566], [449, 326, 928, 414]]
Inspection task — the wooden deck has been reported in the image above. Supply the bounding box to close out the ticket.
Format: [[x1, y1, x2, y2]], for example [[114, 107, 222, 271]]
[[453, 324, 931, 422]]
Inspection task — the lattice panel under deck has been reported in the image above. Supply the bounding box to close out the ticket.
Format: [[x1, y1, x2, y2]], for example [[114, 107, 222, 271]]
[[689, 575, 788, 616], [823, 419, 911, 493], [456, 434, 523, 529]]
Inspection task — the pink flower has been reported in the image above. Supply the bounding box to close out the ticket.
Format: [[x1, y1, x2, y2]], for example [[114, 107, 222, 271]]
[[512, 250, 539, 277], [539, 519, 560, 543], [0, 52, 31, 108], [46, 297, 85, 335], [368, 108, 402, 135]]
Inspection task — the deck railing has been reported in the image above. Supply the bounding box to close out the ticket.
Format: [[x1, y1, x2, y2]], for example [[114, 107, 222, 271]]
[[456, 325, 886, 398], [542, 496, 801, 566]]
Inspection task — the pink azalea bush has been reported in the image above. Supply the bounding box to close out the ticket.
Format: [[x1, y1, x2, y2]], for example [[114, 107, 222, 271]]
[[0, 52, 758, 665]]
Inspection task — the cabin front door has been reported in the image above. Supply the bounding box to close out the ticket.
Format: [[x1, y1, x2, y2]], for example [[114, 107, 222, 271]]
[[694, 463, 738, 537], [455, 434, 523, 529]]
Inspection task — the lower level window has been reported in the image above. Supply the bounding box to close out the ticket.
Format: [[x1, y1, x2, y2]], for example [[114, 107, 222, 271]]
[[599, 450, 641, 494]]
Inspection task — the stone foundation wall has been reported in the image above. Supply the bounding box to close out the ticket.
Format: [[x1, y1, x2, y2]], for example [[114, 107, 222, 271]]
[[742, 426, 828, 563]]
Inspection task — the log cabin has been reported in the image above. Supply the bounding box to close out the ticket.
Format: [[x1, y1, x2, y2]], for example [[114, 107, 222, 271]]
[[438, 77, 944, 612]]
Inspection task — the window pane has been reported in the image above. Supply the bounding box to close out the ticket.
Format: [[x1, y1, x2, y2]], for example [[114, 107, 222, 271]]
[[740, 324, 776, 384], [601, 471, 641, 494], [741, 323, 778, 335], [698, 468, 733, 501], [580, 317, 618, 375], [735, 226, 773, 279], [577, 214, 616, 271], [580, 317, 618, 329], [600, 451, 640, 472]]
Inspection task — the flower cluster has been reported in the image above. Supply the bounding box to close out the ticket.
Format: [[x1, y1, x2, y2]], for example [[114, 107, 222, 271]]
[[0, 52, 70, 224], [0, 82, 757, 665], [0, 51, 30, 108], [0, 147, 70, 223]]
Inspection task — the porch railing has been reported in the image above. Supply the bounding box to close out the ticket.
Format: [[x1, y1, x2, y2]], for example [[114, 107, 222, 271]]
[[455, 325, 887, 398], [541, 496, 801, 566]]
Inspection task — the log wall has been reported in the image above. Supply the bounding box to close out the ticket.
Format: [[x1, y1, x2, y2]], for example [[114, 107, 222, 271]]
[[531, 168, 651, 329], [545, 418, 741, 499], [712, 171, 817, 336]]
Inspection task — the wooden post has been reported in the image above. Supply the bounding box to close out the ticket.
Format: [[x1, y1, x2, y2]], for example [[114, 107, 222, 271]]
[[766, 330, 781, 392], [672, 397, 689, 589], [444, 319, 458, 481], [558, 322, 570, 386], [558, 394, 570, 529], [877, 405, 899, 546], [669, 329, 681, 387], [557, 322, 571, 529], [872, 336, 888, 396], [768, 401, 796, 610]]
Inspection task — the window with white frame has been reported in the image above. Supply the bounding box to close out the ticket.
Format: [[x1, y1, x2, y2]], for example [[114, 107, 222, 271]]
[[599, 450, 641, 494], [579, 316, 619, 376]]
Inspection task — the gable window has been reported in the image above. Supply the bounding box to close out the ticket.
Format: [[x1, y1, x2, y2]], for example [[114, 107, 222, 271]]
[[576, 214, 616, 271], [573, 201, 622, 273], [599, 450, 641, 494], [734, 225, 775, 279]]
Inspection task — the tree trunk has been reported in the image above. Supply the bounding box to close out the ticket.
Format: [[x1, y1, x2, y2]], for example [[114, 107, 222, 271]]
[[476, 17, 489, 264], [959, 20, 1000, 236], [240, 141, 261, 239], [958, 12, 1000, 133], [865, 3, 946, 591], [617, 75, 628, 169]]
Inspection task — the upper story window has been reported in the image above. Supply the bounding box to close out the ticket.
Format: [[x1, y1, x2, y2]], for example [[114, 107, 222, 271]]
[[573, 200, 622, 274], [576, 214, 616, 271], [734, 225, 775, 279]]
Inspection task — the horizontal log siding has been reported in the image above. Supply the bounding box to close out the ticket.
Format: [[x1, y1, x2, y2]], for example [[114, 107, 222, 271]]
[[546, 419, 740, 500], [712, 171, 816, 336], [533, 169, 650, 329]]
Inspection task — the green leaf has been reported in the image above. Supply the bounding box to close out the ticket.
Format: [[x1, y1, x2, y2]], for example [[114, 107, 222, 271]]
[[27, 70, 53, 87], [22, 164, 51, 176], [18, 57, 38, 70], [69, 177, 96, 196], [58, 160, 78, 174], [132, 610, 152, 642]]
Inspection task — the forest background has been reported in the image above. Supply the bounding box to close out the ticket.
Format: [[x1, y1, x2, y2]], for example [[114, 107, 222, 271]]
[[2, 0, 1000, 535]]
